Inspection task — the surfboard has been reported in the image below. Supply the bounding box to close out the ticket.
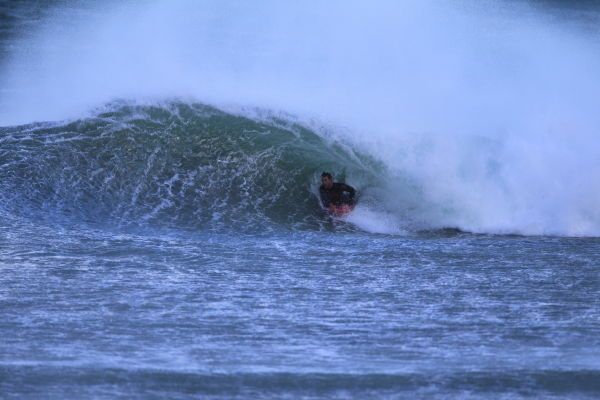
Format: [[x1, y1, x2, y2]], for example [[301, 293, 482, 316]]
[[328, 204, 355, 217]]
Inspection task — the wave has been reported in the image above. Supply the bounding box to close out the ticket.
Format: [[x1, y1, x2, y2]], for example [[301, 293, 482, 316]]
[[0, 102, 391, 233], [1, 1, 600, 236], [1, 100, 600, 236], [1, 100, 599, 236]]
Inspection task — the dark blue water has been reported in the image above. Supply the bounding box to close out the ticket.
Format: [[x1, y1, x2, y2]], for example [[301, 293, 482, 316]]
[[2, 219, 599, 398], [2, 1, 600, 399]]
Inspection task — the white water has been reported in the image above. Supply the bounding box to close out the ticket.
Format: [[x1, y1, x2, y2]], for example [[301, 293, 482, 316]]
[[1, 0, 599, 236]]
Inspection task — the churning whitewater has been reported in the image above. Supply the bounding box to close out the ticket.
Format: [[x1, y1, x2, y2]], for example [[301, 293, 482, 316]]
[[1, 1, 600, 399]]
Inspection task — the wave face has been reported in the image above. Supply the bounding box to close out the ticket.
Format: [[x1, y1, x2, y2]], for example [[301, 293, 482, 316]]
[[1, 100, 596, 236], [0, 103, 384, 232], [1, 1, 600, 236]]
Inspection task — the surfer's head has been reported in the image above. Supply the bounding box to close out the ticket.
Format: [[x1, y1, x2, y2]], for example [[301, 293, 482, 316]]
[[321, 172, 333, 189]]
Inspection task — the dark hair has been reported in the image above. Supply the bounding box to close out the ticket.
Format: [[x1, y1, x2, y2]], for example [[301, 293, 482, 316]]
[[321, 172, 332, 179]]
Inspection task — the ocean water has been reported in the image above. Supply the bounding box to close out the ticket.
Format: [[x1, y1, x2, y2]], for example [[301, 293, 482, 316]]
[[1, 1, 600, 399]]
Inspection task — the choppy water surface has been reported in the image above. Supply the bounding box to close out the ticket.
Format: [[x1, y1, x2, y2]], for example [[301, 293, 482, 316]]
[[2, 219, 600, 398]]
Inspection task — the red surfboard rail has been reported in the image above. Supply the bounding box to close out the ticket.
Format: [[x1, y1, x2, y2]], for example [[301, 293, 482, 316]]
[[328, 204, 355, 217]]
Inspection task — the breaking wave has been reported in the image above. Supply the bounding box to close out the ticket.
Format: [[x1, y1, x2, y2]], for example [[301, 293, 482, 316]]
[[1, 1, 599, 236], [0, 100, 598, 236], [0, 102, 389, 232]]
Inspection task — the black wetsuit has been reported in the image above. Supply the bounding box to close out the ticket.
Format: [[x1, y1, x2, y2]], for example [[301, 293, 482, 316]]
[[319, 183, 356, 208]]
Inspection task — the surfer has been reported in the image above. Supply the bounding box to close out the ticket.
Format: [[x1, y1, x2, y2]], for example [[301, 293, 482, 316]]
[[319, 172, 356, 214]]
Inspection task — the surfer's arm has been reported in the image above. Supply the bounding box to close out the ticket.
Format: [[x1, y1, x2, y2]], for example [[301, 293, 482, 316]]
[[319, 188, 331, 208], [341, 183, 356, 199]]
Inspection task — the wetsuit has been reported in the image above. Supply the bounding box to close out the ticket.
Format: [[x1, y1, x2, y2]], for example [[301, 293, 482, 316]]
[[319, 182, 356, 208]]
